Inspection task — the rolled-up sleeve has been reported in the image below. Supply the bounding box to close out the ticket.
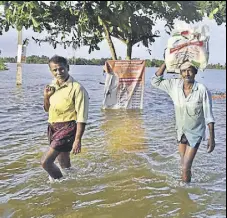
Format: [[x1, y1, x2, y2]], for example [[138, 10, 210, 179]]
[[151, 75, 175, 96], [75, 86, 89, 123], [203, 89, 215, 125]]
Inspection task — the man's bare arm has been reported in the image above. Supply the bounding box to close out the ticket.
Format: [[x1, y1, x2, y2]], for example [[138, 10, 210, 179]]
[[155, 63, 166, 76], [44, 96, 50, 112], [72, 122, 86, 155], [43, 85, 55, 112], [207, 122, 215, 153]]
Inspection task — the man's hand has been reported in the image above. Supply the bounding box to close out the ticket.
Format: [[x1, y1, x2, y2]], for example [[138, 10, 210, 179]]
[[207, 138, 215, 153], [43, 85, 55, 112], [72, 139, 81, 155], [44, 85, 55, 98]]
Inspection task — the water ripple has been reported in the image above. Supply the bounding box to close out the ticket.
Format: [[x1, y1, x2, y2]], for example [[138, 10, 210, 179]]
[[0, 64, 226, 218]]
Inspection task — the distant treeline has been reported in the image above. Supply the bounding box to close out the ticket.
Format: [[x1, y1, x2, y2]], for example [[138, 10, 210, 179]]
[[0, 55, 226, 69]]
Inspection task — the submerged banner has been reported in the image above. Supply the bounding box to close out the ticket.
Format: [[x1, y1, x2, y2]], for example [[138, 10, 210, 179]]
[[102, 60, 145, 109]]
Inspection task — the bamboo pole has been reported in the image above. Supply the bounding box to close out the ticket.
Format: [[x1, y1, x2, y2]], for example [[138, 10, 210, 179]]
[[16, 30, 22, 86]]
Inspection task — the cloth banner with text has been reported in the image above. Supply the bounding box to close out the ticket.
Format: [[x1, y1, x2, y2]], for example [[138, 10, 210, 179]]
[[102, 60, 145, 109]]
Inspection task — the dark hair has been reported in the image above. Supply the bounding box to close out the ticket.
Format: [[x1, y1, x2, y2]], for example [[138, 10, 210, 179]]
[[48, 55, 68, 66], [190, 66, 198, 74]]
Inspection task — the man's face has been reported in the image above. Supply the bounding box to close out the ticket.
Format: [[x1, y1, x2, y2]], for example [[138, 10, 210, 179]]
[[49, 62, 69, 82], [180, 67, 196, 83]]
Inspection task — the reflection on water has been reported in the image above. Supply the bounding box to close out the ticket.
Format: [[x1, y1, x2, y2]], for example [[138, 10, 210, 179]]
[[0, 64, 226, 218], [101, 110, 148, 154]]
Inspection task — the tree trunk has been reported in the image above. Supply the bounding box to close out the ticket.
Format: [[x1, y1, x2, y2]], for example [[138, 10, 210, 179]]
[[102, 22, 117, 60], [126, 41, 132, 60], [16, 30, 22, 86]]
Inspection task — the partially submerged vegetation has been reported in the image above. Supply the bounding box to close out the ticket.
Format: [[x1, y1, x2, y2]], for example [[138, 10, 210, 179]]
[[0, 59, 8, 70]]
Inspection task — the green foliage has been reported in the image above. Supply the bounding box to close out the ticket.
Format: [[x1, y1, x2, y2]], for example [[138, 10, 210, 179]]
[[198, 1, 226, 25], [1, 55, 225, 69], [0, 55, 113, 65], [0, 58, 8, 70], [207, 63, 226, 69], [26, 55, 49, 64], [0, 1, 50, 33], [145, 59, 165, 67], [0, 1, 226, 60]]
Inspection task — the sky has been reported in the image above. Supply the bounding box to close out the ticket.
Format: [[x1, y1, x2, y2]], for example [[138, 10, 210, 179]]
[[0, 17, 226, 64]]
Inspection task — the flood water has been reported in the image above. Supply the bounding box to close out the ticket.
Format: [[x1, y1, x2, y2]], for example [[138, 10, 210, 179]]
[[0, 64, 226, 218]]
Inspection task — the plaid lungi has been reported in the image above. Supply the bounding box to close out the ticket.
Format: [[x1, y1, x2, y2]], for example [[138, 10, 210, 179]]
[[48, 120, 76, 152]]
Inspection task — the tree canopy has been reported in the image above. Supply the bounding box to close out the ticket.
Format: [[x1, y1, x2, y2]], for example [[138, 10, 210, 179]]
[[0, 1, 226, 60]]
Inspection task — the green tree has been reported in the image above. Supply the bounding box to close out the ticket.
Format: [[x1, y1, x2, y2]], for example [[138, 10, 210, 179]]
[[198, 1, 226, 25], [0, 1, 226, 60]]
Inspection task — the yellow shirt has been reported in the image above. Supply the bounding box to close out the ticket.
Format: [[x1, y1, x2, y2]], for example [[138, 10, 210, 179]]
[[48, 76, 89, 123]]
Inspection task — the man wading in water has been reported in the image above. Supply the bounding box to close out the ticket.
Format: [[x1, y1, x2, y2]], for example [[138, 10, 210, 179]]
[[41, 55, 89, 180], [151, 61, 215, 183]]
